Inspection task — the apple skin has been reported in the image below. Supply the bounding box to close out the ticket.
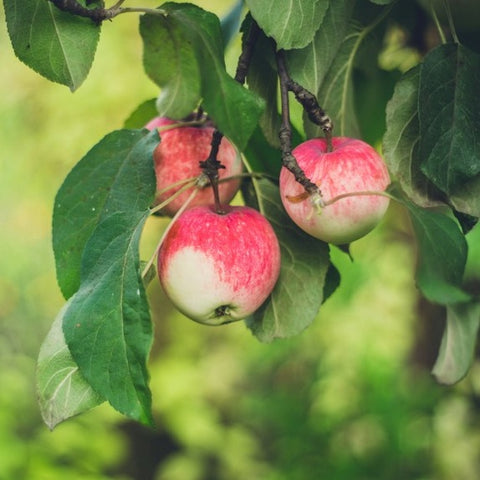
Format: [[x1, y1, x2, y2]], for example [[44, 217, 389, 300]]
[[279, 137, 390, 245], [157, 205, 281, 325], [145, 117, 243, 216]]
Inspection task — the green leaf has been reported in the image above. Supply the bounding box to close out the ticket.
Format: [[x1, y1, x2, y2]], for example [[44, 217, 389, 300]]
[[244, 179, 330, 342], [243, 122, 304, 177], [62, 210, 154, 425], [221, 0, 244, 47], [383, 66, 444, 208], [323, 261, 341, 303], [419, 44, 480, 195], [432, 301, 480, 385], [139, 13, 201, 119], [384, 66, 480, 217], [465, 222, 480, 283], [123, 98, 158, 129], [286, 0, 357, 138], [312, 23, 362, 137], [246, 26, 281, 147], [4, 0, 100, 91], [449, 177, 480, 218], [53, 129, 158, 299], [354, 67, 400, 146], [37, 297, 104, 430], [394, 191, 471, 304], [286, 0, 354, 95], [243, 126, 282, 176], [287, 2, 393, 138], [162, 2, 264, 150], [245, 0, 328, 50]]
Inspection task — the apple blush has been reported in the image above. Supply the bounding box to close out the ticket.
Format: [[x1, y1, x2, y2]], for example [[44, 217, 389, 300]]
[[146, 117, 243, 216], [157, 205, 281, 325], [279, 137, 391, 244]]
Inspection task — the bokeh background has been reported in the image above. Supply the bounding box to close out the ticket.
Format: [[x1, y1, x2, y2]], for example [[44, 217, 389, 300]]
[[2, 1, 480, 479]]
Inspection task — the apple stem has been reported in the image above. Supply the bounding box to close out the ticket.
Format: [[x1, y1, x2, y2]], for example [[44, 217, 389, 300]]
[[199, 130, 226, 214], [195, 22, 261, 216], [155, 176, 198, 198], [324, 189, 394, 207], [149, 179, 198, 216]]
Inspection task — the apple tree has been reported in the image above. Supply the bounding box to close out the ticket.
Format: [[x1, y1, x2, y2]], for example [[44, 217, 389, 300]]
[[4, 0, 480, 429]]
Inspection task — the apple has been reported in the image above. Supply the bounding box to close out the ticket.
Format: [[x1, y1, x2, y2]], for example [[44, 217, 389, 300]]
[[279, 137, 390, 244], [145, 117, 243, 216], [157, 205, 281, 325]]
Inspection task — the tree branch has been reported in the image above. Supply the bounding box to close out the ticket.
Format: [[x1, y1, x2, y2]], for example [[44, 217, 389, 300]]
[[200, 19, 261, 214], [235, 20, 261, 84], [199, 130, 225, 214], [48, 0, 117, 23], [276, 49, 321, 197], [47, 0, 166, 23], [276, 50, 333, 151]]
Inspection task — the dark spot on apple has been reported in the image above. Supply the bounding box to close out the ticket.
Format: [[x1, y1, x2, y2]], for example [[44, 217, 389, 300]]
[[214, 305, 231, 318]]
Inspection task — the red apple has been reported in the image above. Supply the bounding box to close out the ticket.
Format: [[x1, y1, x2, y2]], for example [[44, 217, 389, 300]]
[[146, 117, 243, 216], [157, 205, 281, 325], [279, 137, 390, 244]]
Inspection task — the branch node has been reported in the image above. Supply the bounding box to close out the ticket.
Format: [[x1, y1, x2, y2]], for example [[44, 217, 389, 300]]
[[199, 130, 226, 214], [276, 49, 323, 198]]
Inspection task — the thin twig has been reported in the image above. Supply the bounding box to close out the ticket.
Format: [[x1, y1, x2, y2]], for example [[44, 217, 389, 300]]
[[149, 179, 197, 216], [199, 130, 225, 214], [48, 0, 166, 23], [235, 20, 261, 84], [323, 190, 394, 206], [276, 50, 333, 151], [276, 49, 322, 200], [441, 0, 459, 44], [199, 19, 261, 213]]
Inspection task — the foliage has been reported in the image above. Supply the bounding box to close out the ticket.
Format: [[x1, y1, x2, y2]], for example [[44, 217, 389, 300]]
[[3, 0, 480, 436]]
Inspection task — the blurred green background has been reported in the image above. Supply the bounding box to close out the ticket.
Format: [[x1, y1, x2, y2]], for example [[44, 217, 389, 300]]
[[2, 1, 480, 479]]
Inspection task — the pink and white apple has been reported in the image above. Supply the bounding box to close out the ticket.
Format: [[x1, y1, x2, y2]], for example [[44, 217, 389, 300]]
[[157, 205, 281, 325], [145, 117, 243, 216], [279, 137, 390, 244]]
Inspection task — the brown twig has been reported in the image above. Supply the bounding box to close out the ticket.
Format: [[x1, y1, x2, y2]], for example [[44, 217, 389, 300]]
[[200, 20, 261, 214], [235, 20, 261, 84], [48, 0, 166, 24], [199, 130, 226, 214], [276, 49, 321, 197], [48, 0, 118, 23], [277, 50, 333, 151]]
